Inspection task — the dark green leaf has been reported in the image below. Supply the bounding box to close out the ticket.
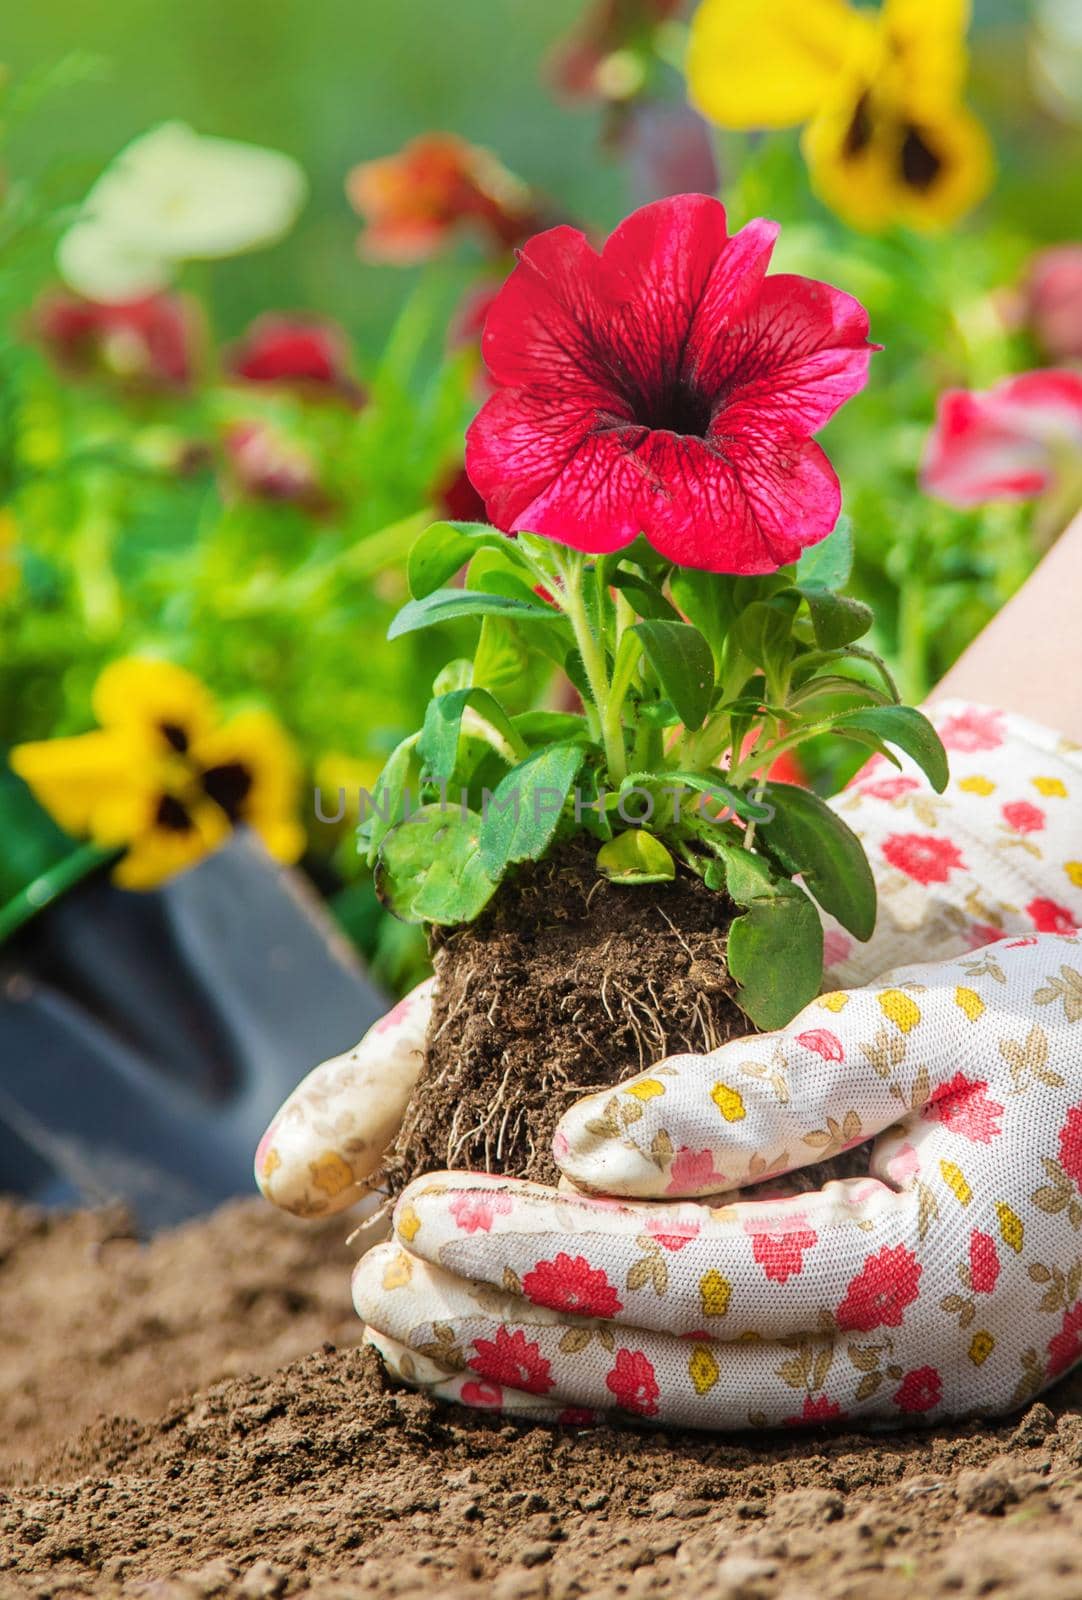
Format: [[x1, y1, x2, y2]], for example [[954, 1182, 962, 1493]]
[[417, 689, 525, 784], [376, 805, 498, 926], [834, 706, 948, 793], [479, 742, 587, 876], [799, 587, 873, 649], [630, 620, 715, 731], [388, 587, 564, 640], [727, 883, 824, 1030], [669, 569, 733, 667], [407, 521, 517, 598], [662, 769, 774, 825], [794, 516, 853, 592], [609, 569, 682, 621], [731, 595, 798, 671], [757, 782, 877, 940]]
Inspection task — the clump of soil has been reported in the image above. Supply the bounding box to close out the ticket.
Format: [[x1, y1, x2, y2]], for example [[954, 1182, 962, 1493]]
[[385, 837, 752, 1189], [4, 1194, 1082, 1600]]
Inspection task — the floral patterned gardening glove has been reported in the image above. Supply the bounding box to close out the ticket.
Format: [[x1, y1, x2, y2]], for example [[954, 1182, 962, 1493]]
[[260, 701, 1082, 1429]]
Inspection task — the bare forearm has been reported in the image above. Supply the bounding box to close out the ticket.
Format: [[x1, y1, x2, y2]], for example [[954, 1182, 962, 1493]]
[[928, 511, 1082, 741]]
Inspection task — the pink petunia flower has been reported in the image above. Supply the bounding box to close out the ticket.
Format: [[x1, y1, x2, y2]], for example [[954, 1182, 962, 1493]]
[[34, 290, 196, 390], [881, 832, 965, 885], [226, 313, 364, 405], [466, 194, 876, 573], [922, 1072, 1004, 1144], [922, 369, 1082, 507], [448, 1188, 514, 1234]]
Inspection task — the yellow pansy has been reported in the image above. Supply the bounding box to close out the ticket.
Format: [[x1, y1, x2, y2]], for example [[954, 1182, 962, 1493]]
[[10, 656, 304, 891], [687, 0, 993, 232]]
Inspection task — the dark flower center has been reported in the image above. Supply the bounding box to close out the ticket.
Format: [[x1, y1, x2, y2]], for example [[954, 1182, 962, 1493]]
[[201, 760, 254, 820], [637, 378, 714, 439], [900, 126, 942, 192], [843, 93, 874, 159], [159, 720, 190, 753], [156, 794, 194, 832]]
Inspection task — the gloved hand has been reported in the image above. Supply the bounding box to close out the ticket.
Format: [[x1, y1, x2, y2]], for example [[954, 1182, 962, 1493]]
[[258, 699, 1082, 1426], [354, 932, 1082, 1427]]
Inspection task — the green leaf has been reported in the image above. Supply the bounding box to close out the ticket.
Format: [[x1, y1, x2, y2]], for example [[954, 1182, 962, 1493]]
[[669, 569, 733, 667], [609, 569, 682, 621], [799, 587, 873, 650], [795, 516, 853, 592], [472, 617, 530, 692], [479, 741, 588, 876], [388, 587, 564, 640], [731, 595, 798, 671], [727, 882, 824, 1030], [408, 520, 518, 598], [418, 689, 525, 784], [376, 805, 498, 926], [756, 782, 877, 941], [511, 711, 592, 745], [630, 620, 715, 731], [661, 769, 774, 825], [362, 735, 417, 867], [596, 830, 676, 885], [833, 706, 949, 793]]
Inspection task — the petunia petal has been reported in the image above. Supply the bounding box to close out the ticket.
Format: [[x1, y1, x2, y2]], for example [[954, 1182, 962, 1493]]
[[922, 370, 1082, 507], [682, 218, 780, 394], [710, 275, 874, 434]]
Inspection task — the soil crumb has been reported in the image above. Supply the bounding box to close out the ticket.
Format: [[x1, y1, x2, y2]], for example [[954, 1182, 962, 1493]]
[[386, 837, 751, 1188], [3, 1196, 1082, 1600]]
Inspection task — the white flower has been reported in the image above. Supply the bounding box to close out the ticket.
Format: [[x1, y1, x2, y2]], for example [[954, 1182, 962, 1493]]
[[57, 123, 308, 302]]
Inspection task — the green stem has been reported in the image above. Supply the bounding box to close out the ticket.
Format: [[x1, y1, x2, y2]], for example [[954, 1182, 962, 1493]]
[[557, 549, 626, 783], [0, 841, 116, 945]]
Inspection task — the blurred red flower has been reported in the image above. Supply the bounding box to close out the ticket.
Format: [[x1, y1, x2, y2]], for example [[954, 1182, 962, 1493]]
[[34, 291, 196, 390], [1028, 897, 1078, 935], [226, 314, 364, 405], [1023, 245, 1082, 363], [347, 134, 541, 263], [922, 370, 1082, 507], [224, 421, 325, 510], [432, 460, 488, 524], [466, 195, 875, 573], [548, 0, 683, 103]]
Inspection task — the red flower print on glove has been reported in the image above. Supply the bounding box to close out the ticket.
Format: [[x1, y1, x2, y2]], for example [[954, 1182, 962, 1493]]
[[666, 1147, 728, 1195], [968, 1230, 1000, 1294], [795, 1028, 844, 1062], [746, 1218, 818, 1284], [449, 1189, 514, 1233], [1002, 800, 1045, 835], [881, 832, 966, 885], [1048, 1303, 1082, 1378], [522, 1253, 623, 1318], [936, 705, 1005, 752], [836, 1244, 922, 1332], [922, 1073, 1004, 1143], [1057, 1106, 1082, 1189], [784, 1393, 845, 1427], [470, 1326, 555, 1394], [606, 1348, 660, 1416], [1028, 898, 1079, 935], [893, 1366, 943, 1414]]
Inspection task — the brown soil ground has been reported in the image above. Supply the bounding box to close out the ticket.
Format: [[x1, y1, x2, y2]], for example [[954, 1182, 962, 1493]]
[[5, 1196, 1082, 1600], [386, 840, 752, 1189]]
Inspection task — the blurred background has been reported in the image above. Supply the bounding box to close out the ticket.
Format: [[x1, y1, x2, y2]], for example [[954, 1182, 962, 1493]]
[[2, 0, 1081, 1221]]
